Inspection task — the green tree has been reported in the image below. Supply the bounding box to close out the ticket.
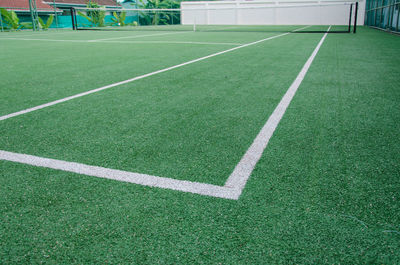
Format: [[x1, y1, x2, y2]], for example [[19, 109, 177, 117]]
[[137, 0, 180, 25], [38, 15, 54, 30], [77, 2, 106, 27], [110, 11, 127, 26], [0, 8, 32, 30]]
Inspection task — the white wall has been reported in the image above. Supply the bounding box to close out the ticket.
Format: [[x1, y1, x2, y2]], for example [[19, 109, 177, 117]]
[[181, 0, 365, 26]]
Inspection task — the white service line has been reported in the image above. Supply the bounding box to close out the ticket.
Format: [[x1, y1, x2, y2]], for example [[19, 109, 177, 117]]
[[87, 31, 190, 42], [0, 28, 330, 200], [200, 26, 246, 32], [104, 40, 242, 46], [0, 30, 294, 122]]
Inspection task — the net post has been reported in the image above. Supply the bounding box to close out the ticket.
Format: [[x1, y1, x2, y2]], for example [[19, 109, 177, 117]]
[[74, 7, 78, 30], [193, 17, 196, 32], [70, 7, 76, 30], [353, 2, 358, 33], [348, 3, 353, 33]]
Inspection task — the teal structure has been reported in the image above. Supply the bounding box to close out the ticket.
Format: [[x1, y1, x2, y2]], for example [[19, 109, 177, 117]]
[[365, 0, 400, 33]]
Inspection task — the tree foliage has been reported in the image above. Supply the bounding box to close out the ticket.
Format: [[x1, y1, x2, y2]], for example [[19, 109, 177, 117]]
[[77, 2, 106, 27], [0, 8, 33, 30], [110, 11, 127, 26], [137, 0, 180, 26], [38, 15, 54, 30]]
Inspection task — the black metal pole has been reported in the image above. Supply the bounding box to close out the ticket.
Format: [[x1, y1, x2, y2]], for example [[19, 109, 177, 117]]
[[348, 3, 353, 33], [71, 7, 76, 30], [353, 2, 358, 33], [73, 8, 78, 30]]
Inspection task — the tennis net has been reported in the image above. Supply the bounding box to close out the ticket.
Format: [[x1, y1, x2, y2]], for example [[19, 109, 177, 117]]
[[72, 2, 359, 33]]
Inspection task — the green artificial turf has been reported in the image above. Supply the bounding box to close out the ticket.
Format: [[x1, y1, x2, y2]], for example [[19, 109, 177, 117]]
[[0, 30, 245, 116], [0, 27, 399, 263], [0, 32, 322, 185]]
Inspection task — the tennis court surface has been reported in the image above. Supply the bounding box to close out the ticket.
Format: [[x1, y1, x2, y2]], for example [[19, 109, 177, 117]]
[[1, 27, 399, 263]]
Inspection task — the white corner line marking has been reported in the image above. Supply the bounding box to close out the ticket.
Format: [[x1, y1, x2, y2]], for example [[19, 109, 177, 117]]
[[0, 30, 296, 122], [0, 150, 240, 200], [0, 28, 330, 200]]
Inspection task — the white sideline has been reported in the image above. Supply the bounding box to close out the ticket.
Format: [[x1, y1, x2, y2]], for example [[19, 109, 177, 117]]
[[0, 38, 241, 46], [0, 28, 330, 200], [225, 26, 331, 191], [0, 30, 295, 122]]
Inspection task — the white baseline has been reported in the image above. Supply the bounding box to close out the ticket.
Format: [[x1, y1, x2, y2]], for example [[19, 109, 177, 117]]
[[0, 28, 330, 200]]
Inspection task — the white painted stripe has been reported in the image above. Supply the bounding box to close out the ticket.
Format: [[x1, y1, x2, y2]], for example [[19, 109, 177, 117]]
[[224, 27, 331, 193], [0, 38, 240, 46], [0, 150, 240, 200], [200, 26, 246, 32], [104, 40, 242, 46], [199, 25, 311, 32], [0, 29, 329, 200], [88, 31, 189, 42], [0, 31, 294, 122]]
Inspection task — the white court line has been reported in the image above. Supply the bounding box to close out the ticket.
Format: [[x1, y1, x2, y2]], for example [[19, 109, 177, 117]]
[[225, 26, 331, 191], [0, 30, 298, 122], [0, 38, 241, 46], [200, 26, 246, 32], [104, 40, 242, 46], [0, 150, 238, 200], [87, 31, 190, 42], [0, 28, 330, 200]]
